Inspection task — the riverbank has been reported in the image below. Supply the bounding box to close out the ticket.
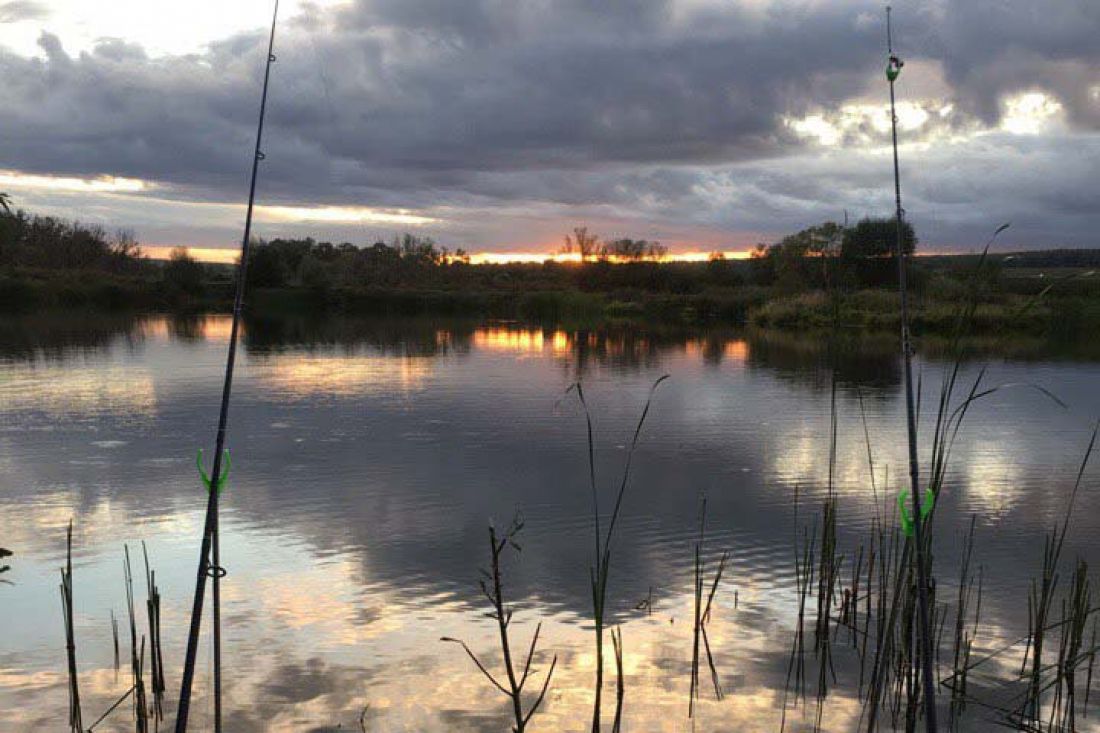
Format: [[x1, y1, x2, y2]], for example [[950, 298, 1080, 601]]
[[3, 264, 1099, 337]]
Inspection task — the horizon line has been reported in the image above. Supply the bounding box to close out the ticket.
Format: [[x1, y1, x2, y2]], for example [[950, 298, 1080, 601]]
[[139, 244, 1075, 266], [141, 245, 759, 265]]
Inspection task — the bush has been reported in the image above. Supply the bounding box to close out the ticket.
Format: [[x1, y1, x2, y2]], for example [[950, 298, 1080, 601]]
[[162, 247, 206, 295], [0, 204, 147, 273]]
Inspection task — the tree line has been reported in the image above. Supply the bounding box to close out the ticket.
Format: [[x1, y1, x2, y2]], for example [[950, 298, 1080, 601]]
[[0, 195, 145, 274], [749, 217, 917, 289], [561, 227, 669, 262], [1, 191, 922, 297]]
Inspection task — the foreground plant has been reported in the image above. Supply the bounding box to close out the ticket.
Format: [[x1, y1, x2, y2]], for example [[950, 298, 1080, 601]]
[[565, 376, 668, 732], [443, 515, 557, 732], [689, 497, 729, 718]]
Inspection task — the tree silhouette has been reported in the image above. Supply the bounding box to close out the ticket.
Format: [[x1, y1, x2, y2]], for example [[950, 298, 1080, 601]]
[[599, 238, 668, 261], [841, 217, 916, 259], [563, 227, 600, 262]]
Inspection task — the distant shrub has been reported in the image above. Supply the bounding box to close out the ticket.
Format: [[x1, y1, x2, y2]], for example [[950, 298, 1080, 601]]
[[162, 247, 206, 295]]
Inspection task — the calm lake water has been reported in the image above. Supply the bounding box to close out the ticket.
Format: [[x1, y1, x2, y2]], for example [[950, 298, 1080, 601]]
[[3, 313, 1100, 731]]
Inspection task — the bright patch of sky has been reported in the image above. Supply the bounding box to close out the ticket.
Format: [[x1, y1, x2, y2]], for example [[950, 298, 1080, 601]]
[[784, 101, 944, 147], [1000, 92, 1064, 135], [0, 0, 348, 58], [0, 169, 151, 193], [262, 205, 437, 227]]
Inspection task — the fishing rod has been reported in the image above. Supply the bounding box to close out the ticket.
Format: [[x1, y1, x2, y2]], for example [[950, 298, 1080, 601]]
[[886, 6, 939, 732], [174, 2, 280, 731]]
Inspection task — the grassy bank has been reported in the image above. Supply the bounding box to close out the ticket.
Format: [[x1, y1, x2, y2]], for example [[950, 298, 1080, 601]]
[[7, 266, 1100, 338], [4, 204, 1098, 334]]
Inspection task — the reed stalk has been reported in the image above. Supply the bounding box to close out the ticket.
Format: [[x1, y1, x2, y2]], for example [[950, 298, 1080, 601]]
[[61, 520, 83, 733], [142, 542, 166, 725], [564, 376, 668, 732], [688, 497, 728, 717], [124, 545, 149, 733]]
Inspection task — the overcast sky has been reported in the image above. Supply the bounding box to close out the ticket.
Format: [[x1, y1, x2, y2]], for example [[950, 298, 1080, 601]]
[[0, 0, 1097, 257]]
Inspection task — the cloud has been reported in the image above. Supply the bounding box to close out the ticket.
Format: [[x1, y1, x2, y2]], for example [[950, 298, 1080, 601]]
[[0, 1, 46, 23], [0, 0, 1097, 250]]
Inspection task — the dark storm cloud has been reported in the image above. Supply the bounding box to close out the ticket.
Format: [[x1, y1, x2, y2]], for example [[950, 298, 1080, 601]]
[[927, 0, 1100, 128], [0, 0, 880, 201], [0, 0, 1097, 247]]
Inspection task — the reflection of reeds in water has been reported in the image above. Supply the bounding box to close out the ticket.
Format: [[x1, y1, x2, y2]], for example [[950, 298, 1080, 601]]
[[112, 609, 121, 679], [442, 515, 557, 733], [0, 546, 12, 584], [611, 626, 625, 733], [61, 520, 83, 733], [780, 495, 814, 732], [689, 497, 729, 718], [124, 545, 150, 733]]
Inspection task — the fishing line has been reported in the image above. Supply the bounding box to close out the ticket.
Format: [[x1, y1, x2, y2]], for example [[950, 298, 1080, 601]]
[[174, 3, 281, 732], [886, 6, 939, 732]]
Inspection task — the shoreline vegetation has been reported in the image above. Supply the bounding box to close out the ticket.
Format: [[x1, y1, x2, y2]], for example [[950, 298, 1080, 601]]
[[2, 202, 1099, 336]]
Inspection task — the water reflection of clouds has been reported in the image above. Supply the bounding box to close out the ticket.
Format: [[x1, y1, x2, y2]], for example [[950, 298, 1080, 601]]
[[0, 548, 845, 731], [0, 362, 158, 418], [249, 352, 437, 399], [4, 314, 1100, 730]]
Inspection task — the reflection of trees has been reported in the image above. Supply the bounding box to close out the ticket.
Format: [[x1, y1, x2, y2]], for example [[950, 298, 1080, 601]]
[[743, 329, 903, 394], [242, 314, 476, 359], [561, 328, 662, 382], [167, 313, 208, 342], [5, 310, 1099, 379], [555, 325, 728, 382], [551, 325, 901, 390], [0, 311, 141, 363]]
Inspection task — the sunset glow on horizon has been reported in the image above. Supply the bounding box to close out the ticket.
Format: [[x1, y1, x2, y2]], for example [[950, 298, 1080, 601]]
[[141, 245, 756, 265]]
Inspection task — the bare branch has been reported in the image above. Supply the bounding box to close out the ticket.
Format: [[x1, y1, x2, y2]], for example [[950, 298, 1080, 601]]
[[522, 655, 558, 727], [440, 637, 510, 696]]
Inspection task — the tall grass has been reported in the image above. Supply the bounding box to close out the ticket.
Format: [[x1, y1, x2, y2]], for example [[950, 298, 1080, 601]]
[[774, 420, 1098, 731], [142, 542, 166, 724], [55, 524, 167, 732], [770, 221, 1100, 732], [564, 375, 668, 732], [123, 545, 149, 733]]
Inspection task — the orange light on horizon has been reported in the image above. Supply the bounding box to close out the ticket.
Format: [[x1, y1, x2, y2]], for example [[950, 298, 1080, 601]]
[[144, 245, 753, 266], [466, 250, 753, 265], [143, 245, 241, 264]]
